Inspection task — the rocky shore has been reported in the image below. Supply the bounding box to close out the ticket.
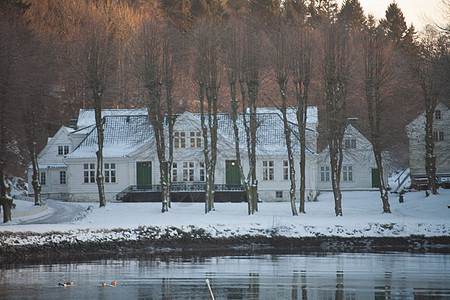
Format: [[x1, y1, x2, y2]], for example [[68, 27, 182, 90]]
[[1, 230, 449, 265]]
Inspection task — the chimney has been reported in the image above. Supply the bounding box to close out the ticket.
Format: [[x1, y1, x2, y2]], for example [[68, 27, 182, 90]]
[[68, 119, 78, 129]]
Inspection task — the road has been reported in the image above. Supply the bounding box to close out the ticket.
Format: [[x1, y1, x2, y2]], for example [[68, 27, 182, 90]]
[[16, 199, 88, 225]]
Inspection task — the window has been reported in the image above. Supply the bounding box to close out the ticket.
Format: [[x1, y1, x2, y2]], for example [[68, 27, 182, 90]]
[[175, 132, 179, 148], [84, 163, 95, 183], [190, 132, 201, 148], [321, 166, 330, 182], [434, 131, 444, 142], [435, 110, 441, 120], [189, 161, 194, 181], [196, 132, 202, 147], [174, 131, 186, 148], [40, 172, 46, 185], [190, 132, 196, 147], [182, 162, 194, 182], [200, 162, 205, 181], [172, 162, 178, 182], [104, 163, 116, 183], [57, 145, 69, 155], [276, 191, 283, 199], [343, 165, 353, 182], [262, 161, 274, 181], [283, 160, 289, 180], [180, 132, 186, 148], [60, 171, 66, 184], [344, 138, 356, 149]]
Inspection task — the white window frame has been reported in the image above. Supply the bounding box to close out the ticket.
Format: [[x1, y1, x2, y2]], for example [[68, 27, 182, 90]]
[[200, 162, 205, 181], [172, 162, 178, 182], [321, 166, 330, 182], [60, 171, 66, 184], [58, 145, 70, 156], [283, 160, 289, 180], [190, 132, 202, 148], [104, 163, 116, 183], [344, 138, 356, 149], [434, 131, 444, 142], [343, 165, 353, 182], [263, 160, 274, 181], [84, 163, 96, 183], [435, 109, 441, 120], [276, 191, 283, 199], [40, 172, 46, 185]]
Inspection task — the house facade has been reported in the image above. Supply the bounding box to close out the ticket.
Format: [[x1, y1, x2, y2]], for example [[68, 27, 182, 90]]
[[29, 108, 320, 202], [28, 107, 386, 202], [406, 102, 450, 188], [317, 124, 390, 191]]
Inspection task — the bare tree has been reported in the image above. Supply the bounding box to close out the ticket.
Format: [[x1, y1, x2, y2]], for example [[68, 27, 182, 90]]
[[239, 16, 266, 215], [68, 1, 119, 207], [271, 23, 298, 216], [131, 16, 178, 212], [361, 16, 391, 213], [321, 21, 352, 216], [411, 27, 450, 195], [223, 17, 263, 215], [291, 25, 313, 214], [192, 19, 221, 213]]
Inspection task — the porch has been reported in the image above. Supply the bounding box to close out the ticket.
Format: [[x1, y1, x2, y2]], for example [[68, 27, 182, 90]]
[[116, 183, 246, 203]]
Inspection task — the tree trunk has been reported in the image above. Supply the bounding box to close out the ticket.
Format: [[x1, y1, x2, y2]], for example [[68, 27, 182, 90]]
[[30, 148, 41, 206], [0, 168, 12, 223], [424, 100, 437, 195], [94, 96, 106, 207], [278, 79, 298, 216]]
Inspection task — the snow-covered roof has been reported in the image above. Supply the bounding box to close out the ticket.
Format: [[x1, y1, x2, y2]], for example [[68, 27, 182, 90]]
[[76, 109, 148, 128], [253, 107, 318, 125], [67, 115, 153, 159], [215, 112, 312, 155]]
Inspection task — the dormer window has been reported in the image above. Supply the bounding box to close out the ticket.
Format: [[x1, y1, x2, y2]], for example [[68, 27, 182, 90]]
[[190, 131, 202, 148], [344, 139, 356, 149], [434, 131, 444, 142], [435, 110, 441, 120], [58, 145, 69, 155], [175, 131, 201, 148]]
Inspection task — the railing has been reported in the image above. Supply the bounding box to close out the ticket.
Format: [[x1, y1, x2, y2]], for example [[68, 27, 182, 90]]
[[117, 183, 244, 200], [392, 168, 410, 193]]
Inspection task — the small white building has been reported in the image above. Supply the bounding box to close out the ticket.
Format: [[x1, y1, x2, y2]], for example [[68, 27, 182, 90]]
[[29, 107, 387, 202], [406, 102, 450, 187], [28, 108, 320, 202], [317, 124, 390, 191]]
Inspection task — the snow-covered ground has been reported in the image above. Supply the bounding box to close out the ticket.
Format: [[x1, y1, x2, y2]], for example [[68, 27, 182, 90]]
[[1, 189, 449, 247]]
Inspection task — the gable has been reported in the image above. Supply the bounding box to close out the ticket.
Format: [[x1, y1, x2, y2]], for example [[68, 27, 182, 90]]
[[38, 126, 74, 164]]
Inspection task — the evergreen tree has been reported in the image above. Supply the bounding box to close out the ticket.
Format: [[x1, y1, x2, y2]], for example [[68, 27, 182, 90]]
[[338, 0, 366, 30], [381, 2, 416, 54], [283, 0, 307, 24], [250, 0, 281, 25], [190, 0, 227, 21]]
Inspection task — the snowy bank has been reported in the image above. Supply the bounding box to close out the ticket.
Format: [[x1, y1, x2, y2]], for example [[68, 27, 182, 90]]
[[1, 190, 449, 261]]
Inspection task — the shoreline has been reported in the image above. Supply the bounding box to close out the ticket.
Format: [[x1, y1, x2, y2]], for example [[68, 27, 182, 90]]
[[1, 234, 449, 265]]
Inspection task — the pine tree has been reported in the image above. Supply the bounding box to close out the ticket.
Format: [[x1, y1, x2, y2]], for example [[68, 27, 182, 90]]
[[338, 0, 366, 30]]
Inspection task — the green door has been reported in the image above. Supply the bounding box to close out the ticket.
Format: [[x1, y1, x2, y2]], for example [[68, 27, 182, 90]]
[[137, 161, 152, 187], [226, 160, 240, 185], [372, 168, 380, 188]]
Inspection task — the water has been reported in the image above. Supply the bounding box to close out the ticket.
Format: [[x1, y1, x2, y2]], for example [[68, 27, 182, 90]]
[[0, 252, 449, 299]]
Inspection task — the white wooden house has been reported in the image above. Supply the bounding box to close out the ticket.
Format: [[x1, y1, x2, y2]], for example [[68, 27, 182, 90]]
[[28, 107, 386, 202], [406, 102, 450, 187], [317, 124, 390, 190]]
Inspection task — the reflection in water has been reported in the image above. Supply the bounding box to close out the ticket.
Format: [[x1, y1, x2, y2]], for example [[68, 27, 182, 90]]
[[0, 253, 449, 299], [335, 270, 344, 300]]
